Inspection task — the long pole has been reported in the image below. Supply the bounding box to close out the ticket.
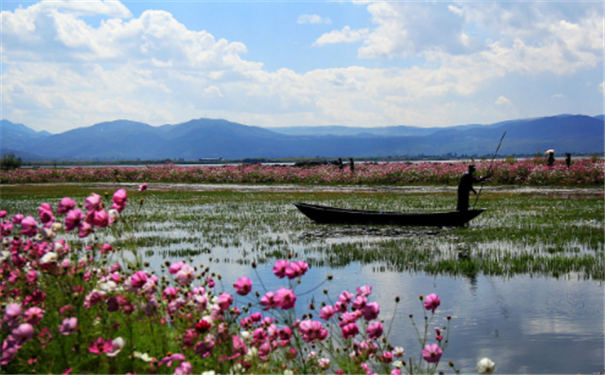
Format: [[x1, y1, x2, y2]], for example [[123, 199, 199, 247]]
[[473, 132, 506, 209]]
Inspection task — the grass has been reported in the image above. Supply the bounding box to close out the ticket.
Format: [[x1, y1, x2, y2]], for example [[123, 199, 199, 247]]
[[2, 184, 603, 279]]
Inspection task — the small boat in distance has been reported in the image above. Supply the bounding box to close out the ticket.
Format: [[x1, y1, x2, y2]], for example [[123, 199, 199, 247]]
[[293, 202, 485, 227]]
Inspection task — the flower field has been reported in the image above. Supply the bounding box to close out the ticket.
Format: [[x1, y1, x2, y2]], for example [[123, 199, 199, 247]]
[[0, 188, 468, 375], [2, 158, 603, 186]]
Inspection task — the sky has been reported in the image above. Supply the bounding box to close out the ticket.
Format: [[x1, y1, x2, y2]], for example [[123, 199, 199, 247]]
[[1, 0, 604, 133]]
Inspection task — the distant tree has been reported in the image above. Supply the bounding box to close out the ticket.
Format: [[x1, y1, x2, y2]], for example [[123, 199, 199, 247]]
[[1, 152, 22, 170]]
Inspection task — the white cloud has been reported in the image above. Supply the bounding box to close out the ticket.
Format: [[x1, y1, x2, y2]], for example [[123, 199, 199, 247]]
[[314, 26, 368, 46], [552, 94, 565, 98], [600, 82, 605, 95], [495, 96, 512, 106], [297, 14, 331, 24]]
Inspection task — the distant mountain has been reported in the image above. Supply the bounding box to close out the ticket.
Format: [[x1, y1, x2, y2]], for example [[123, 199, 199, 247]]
[[1, 119, 52, 152], [2, 115, 603, 161]]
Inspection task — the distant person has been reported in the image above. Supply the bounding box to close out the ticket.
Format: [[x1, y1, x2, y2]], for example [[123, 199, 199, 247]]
[[331, 158, 344, 169], [565, 153, 571, 169], [457, 164, 489, 212], [547, 152, 555, 167], [349, 157, 355, 172]]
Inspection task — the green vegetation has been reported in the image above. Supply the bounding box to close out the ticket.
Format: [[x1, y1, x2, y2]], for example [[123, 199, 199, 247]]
[[2, 184, 603, 280]]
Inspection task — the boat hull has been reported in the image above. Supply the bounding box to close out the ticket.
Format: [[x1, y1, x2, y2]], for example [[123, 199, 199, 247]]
[[293, 203, 485, 227]]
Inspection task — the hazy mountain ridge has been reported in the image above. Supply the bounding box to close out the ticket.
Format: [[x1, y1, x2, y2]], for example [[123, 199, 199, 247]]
[[1, 115, 603, 161]]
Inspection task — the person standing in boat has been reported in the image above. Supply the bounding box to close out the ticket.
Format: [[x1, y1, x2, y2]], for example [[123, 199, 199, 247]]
[[457, 164, 489, 212]]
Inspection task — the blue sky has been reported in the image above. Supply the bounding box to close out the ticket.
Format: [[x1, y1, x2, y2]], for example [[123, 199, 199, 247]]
[[1, 0, 603, 133]]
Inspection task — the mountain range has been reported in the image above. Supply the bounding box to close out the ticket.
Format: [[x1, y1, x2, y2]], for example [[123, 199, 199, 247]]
[[1, 114, 603, 161]]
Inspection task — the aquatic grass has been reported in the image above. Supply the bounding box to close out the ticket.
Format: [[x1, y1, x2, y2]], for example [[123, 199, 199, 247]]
[[2, 185, 603, 280]]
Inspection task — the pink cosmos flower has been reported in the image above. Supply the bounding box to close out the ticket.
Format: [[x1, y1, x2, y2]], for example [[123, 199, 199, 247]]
[[194, 337, 215, 359], [363, 302, 380, 321], [58, 317, 78, 335], [174, 361, 192, 375], [38, 204, 55, 227], [299, 320, 328, 342], [260, 291, 276, 310], [23, 307, 44, 325], [57, 197, 76, 214], [233, 276, 253, 296], [168, 261, 185, 275], [159, 352, 186, 367], [64, 209, 84, 232], [112, 189, 127, 212], [285, 261, 303, 279], [162, 287, 179, 301], [20, 216, 38, 237], [90, 209, 109, 228], [0, 210, 5, 218], [12, 214, 24, 224], [78, 222, 92, 238], [138, 183, 148, 192], [84, 193, 102, 212], [356, 285, 372, 297], [367, 321, 384, 339], [338, 290, 354, 305], [217, 293, 233, 311], [176, 264, 195, 286], [12, 323, 35, 345], [130, 271, 148, 289], [273, 260, 288, 278], [392, 369, 402, 375], [88, 337, 115, 355], [341, 323, 359, 339], [319, 305, 336, 321], [231, 335, 248, 359], [352, 295, 367, 310], [422, 343, 443, 363], [423, 294, 441, 314], [381, 351, 393, 363], [274, 288, 297, 310], [3, 303, 22, 323]]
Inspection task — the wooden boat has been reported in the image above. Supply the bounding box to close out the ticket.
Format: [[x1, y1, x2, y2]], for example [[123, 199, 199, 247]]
[[293, 202, 485, 227]]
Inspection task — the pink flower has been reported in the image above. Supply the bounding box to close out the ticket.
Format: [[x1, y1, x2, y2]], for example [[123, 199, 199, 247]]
[[422, 343, 443, 363], [233, 276, 253, 296], [23, 307, 44, 325], [194, 337, 215, 359], [38, 204, 55, 227], [12, 323, 35, 345], [338, 290, 354, 304], [341, 323, 359, 339], [356, 285, 372, 297], [12, 214, 24, 224], [260, 292, 276, 310], [78, 222, 92, 238], [84, 193, 102, 212], [57, 197, 75, 214], [90, 209, 109, 228], [299, 319, 328, 342], [272, 260, 288, 278], [367, 321, 383, 339], [58, 317, 78, 335], [174, 361, 192, 375], [3, 303, 22, 323], [274, 288, 297, 310], [285, 261, 308, 279], [88, 337, 115, 355], [381, 351, 393, 363], [363, 302, 380, 321], [159, 352, 186, 367], [20, 216, 38, 237], [138, 183, 148, 192], [112, 189, 127, 212], [0, 211, 5, 218], [231, 335, 248, 359], [352, 295, 367, 310], [64, 209, 84, 232], [176, 264, 195, 286], [217, 293, 233, 311], [168, 261, 185, 275], [130, 271, 148, 289], [391, 369, 402, 375], [423, 294, 441, 314], [162, 287, 179, 301], [319, 305, 336, 321]]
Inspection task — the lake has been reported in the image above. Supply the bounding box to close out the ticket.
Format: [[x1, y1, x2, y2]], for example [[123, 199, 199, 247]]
[[2, 183, 603, 374]]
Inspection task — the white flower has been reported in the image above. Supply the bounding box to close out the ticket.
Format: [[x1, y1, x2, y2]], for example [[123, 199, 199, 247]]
[[240, 330, 251, 340], [51, 222, 62, 232], [228, 363, 243, 375], [106, 337, 125, 357], [201, 372, 216, 375], [307, 351, 318, 360], [244, 347, 258, 361], [393, 361, 404, 368], [40, 252, 58, 264], [477, 358, 496, 374], [98, 281, 118, 294], [284, 371, 294, 375], [53, 241, 64, 253], [393, 346, 405, 358], [40, 227, 55, 240], [0, 250, 10, 263], [134, 351, 154, 363]]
